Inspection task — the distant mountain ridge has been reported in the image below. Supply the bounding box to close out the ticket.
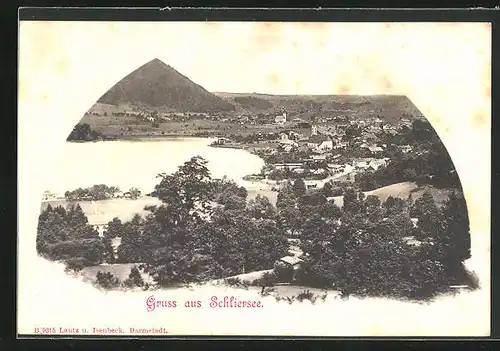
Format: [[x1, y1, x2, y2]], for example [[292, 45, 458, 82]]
[[214, 92, 424, 121], [83, 58, 424, 123], [97, 58, 235, 112]]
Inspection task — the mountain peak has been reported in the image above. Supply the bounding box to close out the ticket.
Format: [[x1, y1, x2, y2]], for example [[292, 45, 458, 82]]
[[147, 58, 167, 65], [97, 60, 234, 112]]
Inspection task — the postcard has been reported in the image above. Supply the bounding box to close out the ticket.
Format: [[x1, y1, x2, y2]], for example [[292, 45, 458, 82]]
[[17, 20, 491, 337]]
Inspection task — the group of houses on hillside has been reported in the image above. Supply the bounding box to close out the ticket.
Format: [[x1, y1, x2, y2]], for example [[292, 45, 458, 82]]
[[42, 191, 60, 201], [276, 124, 335, 153], [352, 157, 390, 171], [265, 153, 389, 184]]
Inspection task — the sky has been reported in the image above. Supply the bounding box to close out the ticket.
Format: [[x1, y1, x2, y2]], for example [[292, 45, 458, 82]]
[[19, 21, 490, 96]]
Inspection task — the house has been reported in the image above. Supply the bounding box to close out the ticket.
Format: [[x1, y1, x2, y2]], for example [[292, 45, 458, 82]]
[[307, 135, 334, 151], [42, 191, 57, 201], [212, 137, 230, 146], [288, 245, 304, 258], [353, 158, 372, 170], [304, 180, 320, 189], [399, 145, 413, 153], [273, 163, 303, 171], [147, 116, 155, 122], [87, 213, 114, 237], [368, 158, 388, 170], [292, 168, 305, 174], [289, 131, 301, 141], [297, 122, 312, 129], [280, 133, 290, 142], [333, 141, 347, 149], [312, 169, 327, 175], [279, 133, 298, 147], [282, 144, 294, 152], [310, 154, 327, 161], [275, 112, 287, 125], [327, 164, 344, 173], [280, 256, 303, 268], [368, 145, 384, 153]]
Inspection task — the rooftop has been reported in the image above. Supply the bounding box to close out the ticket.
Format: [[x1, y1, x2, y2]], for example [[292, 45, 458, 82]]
[[280, 256, 304, 266], [308, 135, 331, 144]]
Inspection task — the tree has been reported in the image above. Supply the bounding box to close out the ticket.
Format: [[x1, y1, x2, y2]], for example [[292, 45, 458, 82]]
[[323, 182, 343, 197], [36, 204, 104, 266], [410, 192, 445, 241], [129, 187, 141, 199], [152, 156, 212, 217], [292, 178, 306, 197], [247, 195, 276, 220], [102, 218, 123, 263], [297, 191, 328, 213], [342, 188, 363, 215], [95, 271, 121, 289], [142, 156, 215, 285], [276, 182, 296, 211], [66, 204, 88, 229], [300, 213, 336, 241], [109, 186, 121, 198], [383, 196, 406, 216], [244, 219, 289, 272], [116, 214, 146, 263], [440, 192, 471, 272], [273, 260, 294, 283], [343, 125, 362, 141], [123, 267, 145, 288], [221, 194, 247, 212], [67, 123, 102, 141]]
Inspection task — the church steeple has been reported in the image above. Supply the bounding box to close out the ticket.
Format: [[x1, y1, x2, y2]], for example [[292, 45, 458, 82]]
[[311, 124, 318, 136]]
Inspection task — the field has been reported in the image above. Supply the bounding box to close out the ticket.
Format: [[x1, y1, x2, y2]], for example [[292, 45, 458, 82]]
[[81, 112, 313, 139], [410, 184, 457, 205], [212, 269, 274, 285], [79, 263, 155, 285], [41, 197, 162, 225], [247, 187, 279, 207], [329, 182, 454, 208]]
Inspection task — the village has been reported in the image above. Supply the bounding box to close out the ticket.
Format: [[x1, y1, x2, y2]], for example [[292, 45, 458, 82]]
[[210, 110, 415, 190]]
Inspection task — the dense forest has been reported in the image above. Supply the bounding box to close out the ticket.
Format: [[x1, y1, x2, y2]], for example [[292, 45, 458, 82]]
[[276, 180, 472, 299], [37, 154, 474, 300], [37, 203, 105, 270], [64, 185, 141, 201], [67, 123, 102, 142], [355, 120, 461, 191]]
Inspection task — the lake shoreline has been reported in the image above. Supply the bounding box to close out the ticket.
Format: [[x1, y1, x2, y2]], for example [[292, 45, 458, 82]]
[[67, 134, 216, 142]]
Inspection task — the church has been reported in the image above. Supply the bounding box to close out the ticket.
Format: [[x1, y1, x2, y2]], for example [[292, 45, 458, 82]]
[[306, 125, 334, 151], [274, 111, 287, 125]]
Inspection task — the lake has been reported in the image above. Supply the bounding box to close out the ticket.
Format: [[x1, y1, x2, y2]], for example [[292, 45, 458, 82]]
[[43, 137, 266, 197]]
